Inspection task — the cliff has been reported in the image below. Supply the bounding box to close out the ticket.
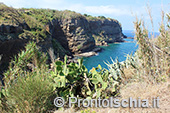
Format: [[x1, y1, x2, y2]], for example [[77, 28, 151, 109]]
[[49, 16, 124, 54], [89, 18, 124, 46], [0, 4, 125, 72], [49, 17, 96, 54]]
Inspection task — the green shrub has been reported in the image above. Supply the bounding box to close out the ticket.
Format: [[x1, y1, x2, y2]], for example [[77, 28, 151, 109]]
[[0, 42, 56, 112], [0, 41, 120, 112], [4, 73, 54, 113], [50, 56, 120, 108], [98, 16, 106, 19], [3, 42, 48, 88]]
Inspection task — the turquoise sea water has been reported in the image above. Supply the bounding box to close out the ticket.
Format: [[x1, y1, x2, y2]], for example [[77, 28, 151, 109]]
[[83, 30, 138, 70]]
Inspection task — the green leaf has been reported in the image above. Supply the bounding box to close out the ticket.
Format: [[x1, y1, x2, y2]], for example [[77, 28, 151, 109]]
[[102, 82, 108, 90], [96, 90, 101, 98], [90, 78, 99, 84], [64, 55, 67, 65], [78, 58, 83, 68], [90, 67, 97, 74], [111, 87, 116, 92], [55, 61, 63, 66], [63, 64, 69, 75], [50, 71, 56, 77], [56, 66, 62, 71], [68, 71, 76, 75], [96, 73, 103, 83], [98, 64, 102, 70], [87, 91, 92, 95], [54, 77, 59, 83], [59, 72, 64, 76]]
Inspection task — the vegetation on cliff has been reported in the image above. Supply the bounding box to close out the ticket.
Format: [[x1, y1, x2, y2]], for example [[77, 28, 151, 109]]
[[0, 3, 122, 42], [0, 3, 123, 73]]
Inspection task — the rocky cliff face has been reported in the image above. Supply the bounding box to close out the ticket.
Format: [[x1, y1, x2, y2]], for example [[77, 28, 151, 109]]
[[0, 5, 124, 73], [49, 17, 95, 54], [89, 19, 124, 45], [49, 17, 124, 54], [0, 23, 29, 34]]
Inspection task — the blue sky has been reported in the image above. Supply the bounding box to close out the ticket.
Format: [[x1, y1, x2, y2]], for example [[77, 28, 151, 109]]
[[0, 0, 170, 32]]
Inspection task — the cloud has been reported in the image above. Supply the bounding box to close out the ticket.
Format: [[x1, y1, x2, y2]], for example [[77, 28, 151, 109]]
[[66, 5, 132, 16], [0, 0, 133, 16], [36, 0, 67, 9], [0, 0, 66, 8], [0, 0, 147, 17], [0, 0, 26, 8]]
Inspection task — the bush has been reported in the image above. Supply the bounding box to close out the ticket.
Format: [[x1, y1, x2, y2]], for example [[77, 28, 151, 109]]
[[50, 56, 120, 108], [110, 13, 170, 84], [4, 73, 54, 113], [3, 42, 48, 88], [133, 16, 170, 82], [0, 42, 56, 112], [0, 42, 120, 112]]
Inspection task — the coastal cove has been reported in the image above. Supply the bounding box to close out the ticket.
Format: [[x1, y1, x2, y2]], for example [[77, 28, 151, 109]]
[[83, 30, 137, 70], [83, 30, 160, 70]]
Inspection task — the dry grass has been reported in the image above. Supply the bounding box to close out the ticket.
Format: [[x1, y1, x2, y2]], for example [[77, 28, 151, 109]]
[[117, 80, 170, 113], [54, 79, 170, 113]]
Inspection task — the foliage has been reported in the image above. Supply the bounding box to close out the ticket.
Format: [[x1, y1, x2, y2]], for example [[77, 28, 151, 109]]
[[92, 31, 108, 45], [50, 56, 119, 107], [0, 41, 120, 112], [0, 4, 122, 58], [52, 39, 70, 58], [0, 42, 56, 112], [133, 17, 170, 82], [1, 74, 54, 113], [98, 16, 106, 19], [107, 13, 170, 84], [21, 9, 52, 41], [56, 10, 83, 19], [134, 19, 154, 71], [0, 4, 24, 25], [4, 4, 170, 112], [3, 42, 48, 88]]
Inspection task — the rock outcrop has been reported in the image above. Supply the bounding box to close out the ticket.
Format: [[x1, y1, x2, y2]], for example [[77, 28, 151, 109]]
[[49, 17, 124, 54], [0, 23, 29, 34], [89, 19, 124, 46], [0, 5, 125, 73], [49, 17, 96, 54]]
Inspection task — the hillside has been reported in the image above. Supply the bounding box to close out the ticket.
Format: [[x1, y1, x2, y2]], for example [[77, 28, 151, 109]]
[[0, 3, 124, 72]]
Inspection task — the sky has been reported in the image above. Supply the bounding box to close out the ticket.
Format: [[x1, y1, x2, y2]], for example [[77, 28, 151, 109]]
[[0, 0, 170, 32]]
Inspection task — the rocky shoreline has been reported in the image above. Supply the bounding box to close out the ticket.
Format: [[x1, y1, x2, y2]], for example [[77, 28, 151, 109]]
[[75, 47, 102, 57], [74, 38, 126, 57]]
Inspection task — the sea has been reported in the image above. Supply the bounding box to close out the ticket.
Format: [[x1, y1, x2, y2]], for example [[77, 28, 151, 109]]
[[83, 30, 159, 70]]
